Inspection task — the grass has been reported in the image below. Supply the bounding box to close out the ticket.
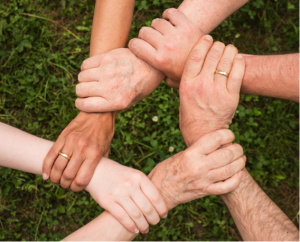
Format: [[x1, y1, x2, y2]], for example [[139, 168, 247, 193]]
[[0, 0, 299, 240]]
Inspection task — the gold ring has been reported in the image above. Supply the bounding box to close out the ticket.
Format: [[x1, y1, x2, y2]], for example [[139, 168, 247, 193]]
[[215, 70, 229, 77], [59, 151, 71, 161]]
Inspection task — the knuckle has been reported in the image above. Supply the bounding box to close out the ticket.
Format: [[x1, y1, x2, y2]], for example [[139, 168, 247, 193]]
[[143, 204, 154, 215], [222, 149, 234, 162], [163, 42, 176, 51], [224, 164, 233, 177], [63, 170, 76, 181], [211, 131, 223, 143], [74, 176, 89, 187], [132, 209, 142, 219], [77, 139, 89, 151], [154, 55, 167, 66], [89, 148, 101, 161], [189, 49, 204, 62]]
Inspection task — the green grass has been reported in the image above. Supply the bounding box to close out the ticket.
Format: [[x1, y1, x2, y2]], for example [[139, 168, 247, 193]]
[[0, 0, 299, 240]]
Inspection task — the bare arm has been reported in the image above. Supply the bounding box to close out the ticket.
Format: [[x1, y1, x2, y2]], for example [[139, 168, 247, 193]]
[[178, 0, 249, 33], [242, 53, 299, 102], [221, 170, 299, 241], [90, 0, 135, 56]]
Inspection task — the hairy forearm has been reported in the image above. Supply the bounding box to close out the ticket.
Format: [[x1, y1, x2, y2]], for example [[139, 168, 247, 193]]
[[178, 0, 249, 34], [221, 170, 299, 241], [241, 53, 299, 102], [90, 0, 135, 56]]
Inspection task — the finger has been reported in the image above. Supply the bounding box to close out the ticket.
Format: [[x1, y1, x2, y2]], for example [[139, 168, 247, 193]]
[[70, 157, 100, 192], [78, 68, 101, 83], [206, 171, 243, 195], [129, 38, 157, 65], [207, 143, 244, 169], [76, 82, 101, 98], [209, 156, 246, 182], [60, 151, 85, 189], [162, 8, 190, 27], [141, 178, 168, 218], [131, 191, 160, 226], [118, 198, 149, 234], [151, 18, 175, 35], [165, 77, 180, 89], [43, 139, 64, 180], [192, 129, 235, 155], [75, 97, 114, 113], [108, 203, 139, 234], [80, 54, 103, 71], [201, 41, 226, 77], [182, 35, 213, 79], [50, 146, 73, 185], [214, 44, 238, 89], [227, 54, 245, 96], [138, 27, 163, 49]]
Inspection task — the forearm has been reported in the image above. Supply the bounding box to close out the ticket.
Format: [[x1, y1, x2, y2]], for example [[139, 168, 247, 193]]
[[221, 170, 299, 241], [90, 0, 135, 56], [241, 53, 299, 102], [0, 122, 136, 241], [178, 0, 249, 33]]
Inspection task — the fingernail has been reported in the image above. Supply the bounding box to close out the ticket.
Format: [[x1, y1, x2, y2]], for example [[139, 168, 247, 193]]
[[145, 229, 149, 234], [42, 173, 48, 180], [236, 54, 243, 59], [162, 214, 168, 219], [134, 228, 139, 234], [204, 35, 213, 41]]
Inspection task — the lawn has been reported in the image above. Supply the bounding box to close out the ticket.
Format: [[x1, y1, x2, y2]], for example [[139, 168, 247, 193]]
[[0, 0, 299, 240]]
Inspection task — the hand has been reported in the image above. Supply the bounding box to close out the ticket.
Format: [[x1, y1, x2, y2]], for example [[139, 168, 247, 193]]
[[129, 8, 203, 88], [86, 157, 168, 234], [42, 112, 115, 191], [148, 129, 246, 210], [75, 48, 165, 113], [179, 36, 245, 146]]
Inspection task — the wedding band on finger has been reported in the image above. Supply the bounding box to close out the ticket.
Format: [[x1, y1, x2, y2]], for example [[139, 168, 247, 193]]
[[215, 69, 229, 77], [59, 151, 71, 161]]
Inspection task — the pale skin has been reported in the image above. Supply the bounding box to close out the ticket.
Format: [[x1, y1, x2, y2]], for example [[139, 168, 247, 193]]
[[42, 0, 136, 192], [178, 36, 299, 240], [0, 122, 244, 240]]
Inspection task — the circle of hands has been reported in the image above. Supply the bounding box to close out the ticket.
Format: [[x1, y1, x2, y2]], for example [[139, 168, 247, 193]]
[[42, 9, 246, 234]]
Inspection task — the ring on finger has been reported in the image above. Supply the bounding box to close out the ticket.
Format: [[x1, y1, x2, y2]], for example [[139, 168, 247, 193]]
[[215, 69, 229, 77], [59, 151, 71, 161]]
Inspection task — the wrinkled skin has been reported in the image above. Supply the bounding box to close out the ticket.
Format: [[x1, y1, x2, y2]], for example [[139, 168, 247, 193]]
[[148, 129, 246, 210], [179, 36, 245, 146], [129, 8, 203, 88], [75, 48, 164, 113]]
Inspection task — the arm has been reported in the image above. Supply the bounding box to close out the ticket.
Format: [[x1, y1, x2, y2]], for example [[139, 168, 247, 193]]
[[179, 37, 299, 240], [129, 4, 299, 102], [90, 0, 135, 56], [221, 170, 299, 241], [0, 122, 245, 240], [242, 54, 299, 102], [75, 0, 249, 112], [42, 0, 135, 191]]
